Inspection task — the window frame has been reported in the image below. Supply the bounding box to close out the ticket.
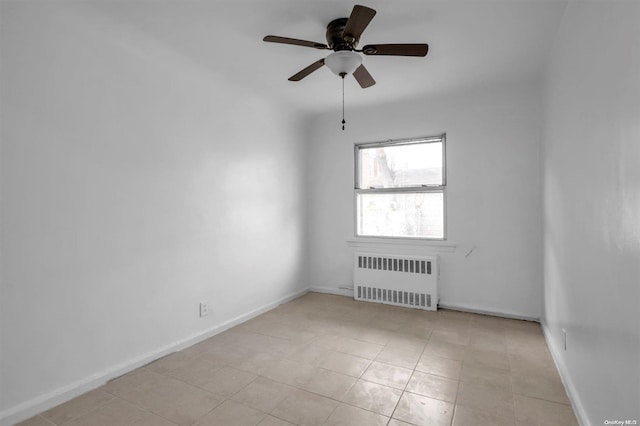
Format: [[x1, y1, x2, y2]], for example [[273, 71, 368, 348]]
[[353, 134, 447, 240]]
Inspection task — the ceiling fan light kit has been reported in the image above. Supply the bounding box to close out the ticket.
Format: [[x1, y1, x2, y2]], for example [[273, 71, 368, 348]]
[[263, 4, 429, 129], [325, 51, 362, 76]]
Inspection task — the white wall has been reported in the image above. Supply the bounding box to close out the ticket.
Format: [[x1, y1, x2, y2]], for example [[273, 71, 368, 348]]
[[0, 2, 307, 423], [541, 1, 640, 423], [306, 82, 543, 319]]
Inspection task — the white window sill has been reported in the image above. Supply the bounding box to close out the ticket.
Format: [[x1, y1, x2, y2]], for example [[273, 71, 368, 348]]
[[346, 237, 457, 253]]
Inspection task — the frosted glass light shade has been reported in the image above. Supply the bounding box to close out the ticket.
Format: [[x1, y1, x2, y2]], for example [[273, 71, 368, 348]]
[[325, 51, 362, 76]]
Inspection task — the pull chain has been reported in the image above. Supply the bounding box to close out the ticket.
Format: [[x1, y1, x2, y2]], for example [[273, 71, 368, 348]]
[[340, 73, 346, 131]]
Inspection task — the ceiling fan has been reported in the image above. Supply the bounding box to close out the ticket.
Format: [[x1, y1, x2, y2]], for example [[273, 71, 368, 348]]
[[263, 4, 429, 89]]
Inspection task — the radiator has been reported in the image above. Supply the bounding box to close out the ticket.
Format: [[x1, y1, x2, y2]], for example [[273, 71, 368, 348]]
[[353, 252, 438, 311]]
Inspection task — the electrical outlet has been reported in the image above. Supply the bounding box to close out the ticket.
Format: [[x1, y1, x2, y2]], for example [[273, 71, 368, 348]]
[[562, 328, 567, 351], [199, 301, 209, 317]]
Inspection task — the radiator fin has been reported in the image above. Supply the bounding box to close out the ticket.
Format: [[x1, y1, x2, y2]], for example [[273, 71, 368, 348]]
[[356, 286, 433, 309], [356, 255, 431, 275]]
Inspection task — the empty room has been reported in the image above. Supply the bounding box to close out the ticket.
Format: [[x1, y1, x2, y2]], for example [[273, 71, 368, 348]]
[[1, 0, 638, 425]]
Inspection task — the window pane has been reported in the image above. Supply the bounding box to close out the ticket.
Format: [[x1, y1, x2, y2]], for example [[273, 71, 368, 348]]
[[358, 141, 443, 188], [357, 192, 444, 239]]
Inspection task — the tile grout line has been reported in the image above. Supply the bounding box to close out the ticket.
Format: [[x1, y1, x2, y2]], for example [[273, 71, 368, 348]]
[[508, 344, 518, 423], [385, 330, 431, 426], [40, 392, 117, 426]]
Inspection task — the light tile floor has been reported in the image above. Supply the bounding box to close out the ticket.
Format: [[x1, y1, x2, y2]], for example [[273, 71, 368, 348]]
[[17, 293, 578, 426]]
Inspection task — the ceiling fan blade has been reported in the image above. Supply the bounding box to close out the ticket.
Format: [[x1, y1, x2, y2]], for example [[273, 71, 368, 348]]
[[263, 35, 328, 50], [353, 64, 376, 88], [362, 44, 429, 57], [342, 5, 377, 42], [288, 58, 326, 81]]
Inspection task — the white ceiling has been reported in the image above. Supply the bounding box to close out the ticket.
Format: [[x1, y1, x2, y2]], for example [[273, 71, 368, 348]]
[[87, 0, 568, 114]]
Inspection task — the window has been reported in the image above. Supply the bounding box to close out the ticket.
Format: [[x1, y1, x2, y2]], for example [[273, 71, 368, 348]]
[[355, 135, 446, 239]]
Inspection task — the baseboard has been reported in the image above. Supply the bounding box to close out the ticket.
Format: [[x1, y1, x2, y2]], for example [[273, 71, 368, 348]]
[[308, 286, 354, 297], [437, 301, 539, 322], [307, 289, 539, 322], [0, 287, 308, 426], [540, 320, 589, 426]]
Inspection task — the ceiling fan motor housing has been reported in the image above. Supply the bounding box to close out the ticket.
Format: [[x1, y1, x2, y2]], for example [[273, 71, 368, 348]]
[[326, 18, 356, 50]]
